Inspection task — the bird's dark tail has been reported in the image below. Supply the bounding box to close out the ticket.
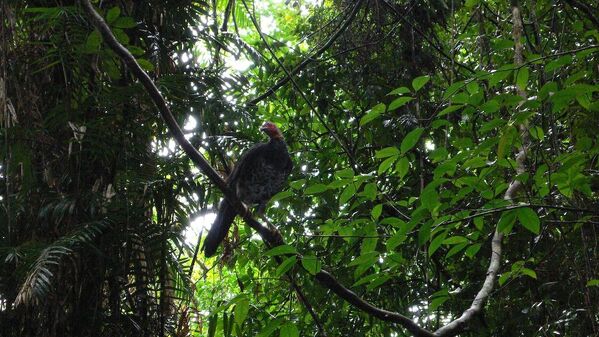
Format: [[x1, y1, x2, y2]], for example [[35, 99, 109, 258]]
[[203, 199, 236, 257]]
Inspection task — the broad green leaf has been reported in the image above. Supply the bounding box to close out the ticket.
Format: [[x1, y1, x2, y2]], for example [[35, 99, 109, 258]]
[[529, 126, 544, 140], [271, 190, 292, 202], [304, 183, 328, 195], [289, 179, 305, 190], [366, 275, 391, 291], [396, 157, 410, 179], [520, 267, 537, 279], [371, 204, 383, 220], [428, 231, 447, 257], [388, 97, 414, 110], [280, 323, 299, 337], [264, 245, 297, 257], [386, 231, 406, 251], [361, 223, 378, 254], [137, 58, 155, 71], [339, 183, 356, 205], [360, 103, 386, 126], [113, 16, 137, 28], [516, 207, 540, 234], [516, 67, 529, 91], [438, 104, 464, 116], [234, 298, 250, 326], [106, 7, 120, 23], [429, 296, 449, 311], [301, 255, 322, 275], [362, 183, 377, 200], [480, 99, 500, 113], [465, 243, 482, 258], [375, 147, 400, 158], [443, 81, 464, 100], [275, 256, 297, 277], [400, 128, 424, 154], [85, 30, 102, 51], [587, 279, 599, 287], [378, 156, 397, 174], [388, 86, 411, 95], [446, 243, 468, 258], [489, 65, 513, 87], [412, 75, 430, 91], [348, 251, 379, 267], [498, 209, 517, 234], [442, 236, 468, 245]]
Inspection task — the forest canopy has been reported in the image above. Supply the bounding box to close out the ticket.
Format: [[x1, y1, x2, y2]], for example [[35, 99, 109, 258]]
[[1, 0, 598, 336]]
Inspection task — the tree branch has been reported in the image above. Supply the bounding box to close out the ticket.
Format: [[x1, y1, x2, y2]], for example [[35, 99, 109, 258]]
[[435, 4, 530, 335], [79, 2, 435, 336]]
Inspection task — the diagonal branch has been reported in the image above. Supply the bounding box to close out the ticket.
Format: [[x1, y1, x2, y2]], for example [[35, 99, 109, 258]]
[[79, 2, 436, 336]]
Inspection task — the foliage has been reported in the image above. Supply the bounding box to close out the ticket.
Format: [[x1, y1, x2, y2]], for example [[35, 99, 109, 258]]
[[1, 0, 598, 337]]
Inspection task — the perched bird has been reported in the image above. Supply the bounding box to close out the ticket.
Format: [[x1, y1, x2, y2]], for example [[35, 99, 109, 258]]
[[202, 122, 293, 257]]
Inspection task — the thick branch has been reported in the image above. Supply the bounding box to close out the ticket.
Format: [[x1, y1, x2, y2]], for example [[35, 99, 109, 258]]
[[79, 2, 435, 336]]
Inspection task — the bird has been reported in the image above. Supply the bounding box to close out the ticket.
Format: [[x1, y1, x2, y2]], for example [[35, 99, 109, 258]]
[[202, 121, 293, 257]]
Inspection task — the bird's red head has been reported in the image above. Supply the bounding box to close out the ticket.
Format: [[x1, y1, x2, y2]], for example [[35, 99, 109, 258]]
[[260, 121, 283, 140]]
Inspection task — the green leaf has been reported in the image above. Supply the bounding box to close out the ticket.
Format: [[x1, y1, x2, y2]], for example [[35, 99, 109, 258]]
[[587, 279, 599, 287], [516, 207, 540, 234], [375, 147, 400, 158], [289, 179, 305, 190], [489, 65, 513, 88], [388, 97, 414, 110], [271, 190, 292, 202], [258, 320, 282, 337], [85, 30, 102, 51], [442, 236, 468, 245], [280, 323, 299, 337], [396, 157, 410, 179], [498, 209, 517, 234], [429, 296, 449, 311], [520, 267, 537, 279], [360, 103, 386, 126], [113, 16, 137, 28], [386, 231, 406, 251], [388, 86, 411, 95], [529, 126, 544, 140], [362, 183, 377, 200], [465, 243, 482, 258], [378, 156, 398, 175], [137, 58, 155, 71], [443, 81, 464, 100], [438, 104, 464, 116], [348, 251, 379, 267], [412, 75, 430, 91], [400, 128, 424, 154], [371, 204, 383, 220], [264, 245, 297, 257], [301, 255, 322, 275], [480, 99, 500, 113], [275, 256, 297, 277], [106, 7, 121, 23], [428, 231, 447, 257], [516, 67, 529, 91], [366, 275, 391, 291], [339, 183, 356, 205], [234, 298, 250, 326], [305, 183, 328, 195], [446, 243, 468, 258]]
